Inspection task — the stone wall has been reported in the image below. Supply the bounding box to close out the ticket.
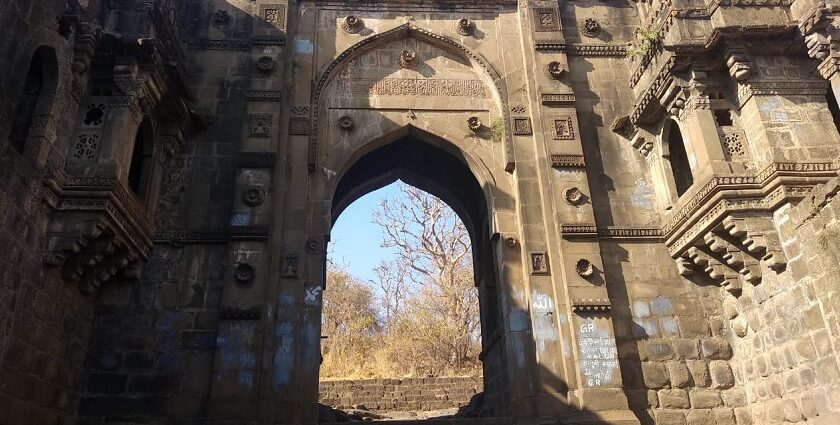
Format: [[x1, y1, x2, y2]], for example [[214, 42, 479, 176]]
[[319, 377, 483, 412]]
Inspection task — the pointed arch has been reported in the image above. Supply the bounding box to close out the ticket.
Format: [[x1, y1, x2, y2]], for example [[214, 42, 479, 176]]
[[309, 23, 514, 173]]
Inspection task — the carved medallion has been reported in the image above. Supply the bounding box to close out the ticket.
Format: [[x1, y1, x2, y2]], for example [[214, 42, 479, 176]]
[[531, 252, 549, 274], [575, 259, 594, 278], [546, 61, 566, 79], [306, 238, 322, 254], [553, 116, 575, 140], [564, 187, 584, 205], [399, 49, 418, 69], [467, 116, 482, 131], [455, 18, 474, 36], [533, 8, 560, 32], [256, 56, 275, 73], [513, 118, 533, 136], [337, 116, 353, 130], [504, 236, 518, 247], [242, 186, 266, 207], [341, 15, 364, 34], [234, 263, 255, 284], [249, 113, 272, 138], [581, 18, 601, 38], [212, 10, 231, 29]]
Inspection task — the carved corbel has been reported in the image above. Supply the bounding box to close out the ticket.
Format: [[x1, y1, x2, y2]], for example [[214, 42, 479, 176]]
[[721, 216, 786, 271], [725, 46, 753, 82]]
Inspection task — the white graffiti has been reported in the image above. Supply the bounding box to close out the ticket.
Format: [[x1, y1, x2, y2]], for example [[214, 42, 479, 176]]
[[532, 293, 553, 312], [305, 286, 323, 302]]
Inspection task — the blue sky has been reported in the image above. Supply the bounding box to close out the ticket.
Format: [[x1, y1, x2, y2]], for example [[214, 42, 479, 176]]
[[329, 183, 402, 283]]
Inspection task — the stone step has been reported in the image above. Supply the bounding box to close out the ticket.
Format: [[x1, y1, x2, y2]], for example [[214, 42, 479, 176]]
[[322, 419, 516, 425]]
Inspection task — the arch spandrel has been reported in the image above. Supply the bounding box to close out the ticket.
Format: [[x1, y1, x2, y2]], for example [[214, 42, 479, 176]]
[[310, 23, 515, 173]]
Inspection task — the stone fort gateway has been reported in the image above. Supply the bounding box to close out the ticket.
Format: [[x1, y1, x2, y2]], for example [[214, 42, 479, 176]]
[[3, 0, 840, 424]]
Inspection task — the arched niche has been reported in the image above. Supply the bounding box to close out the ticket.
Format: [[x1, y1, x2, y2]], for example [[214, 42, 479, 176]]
[[662, 118, 694, 198]]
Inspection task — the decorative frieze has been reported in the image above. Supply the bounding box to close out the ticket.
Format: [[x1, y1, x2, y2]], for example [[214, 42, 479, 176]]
[[550, 154, 586, 169], [560, 224, 664, 240], [541, 93, 576, 106], [220, 308, 261, 321], [534, 41, 627, 57], [571, 299, 611, 313], [245, 90, 283, 102]]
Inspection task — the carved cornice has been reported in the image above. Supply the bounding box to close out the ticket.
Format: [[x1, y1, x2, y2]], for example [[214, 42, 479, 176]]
[[534, 41, 627, 57], [736, 80, 829, 107], [550, 154, 586, 169], [154, 226, 270, 244], [571, 299, 612, 312], [188, 37, 286, 51]]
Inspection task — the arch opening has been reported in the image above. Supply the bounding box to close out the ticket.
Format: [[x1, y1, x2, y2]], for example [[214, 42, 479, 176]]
[[128, 118, 154, 197], [664, 120, 694, 197], [8, 46, 57, 154], [319, 134, 505, 418]]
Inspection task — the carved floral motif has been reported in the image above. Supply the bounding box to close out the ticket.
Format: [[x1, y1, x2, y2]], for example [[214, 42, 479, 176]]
[[399, 49, 418, 68], [341, 15, 364, 34]]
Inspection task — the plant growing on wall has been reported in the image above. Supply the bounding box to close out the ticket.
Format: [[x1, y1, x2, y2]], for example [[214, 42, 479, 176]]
[[490, 118, 505, 144], [626, 25, 660, 58]]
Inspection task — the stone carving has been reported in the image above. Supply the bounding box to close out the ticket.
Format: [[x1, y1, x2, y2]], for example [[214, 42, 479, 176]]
[[234, 263, 255, 284], [455, 18, 474, 36], [504, 236, 518, 247], [242, 187, 266, 207], [575, 259, 595, 278], [546, 61, 566, 79], [513, 118, 533, 136], [212, 10, 231, 29], [244, 90, 283, 101], [82, 103, 105, 127], [306, 238, 322, 254], [510, 105, 527, 114], [334, 78, 487, 98], [399, 49, 418, 68], [281, 256, 299, 278], [531, 252, 549, 274], [259, 4, 286, 31], [467, 116, 482, 131], [564, 187, 584, 205], [289, 117, 310, 135], [580, 19, 601, 38], [553, 116, 575, 140], [341, 15, 364, 34], [249, 113, 272, 138], [337, 116, 353, 130], [72, 133, 100, 161], [256, 56, 275, 73], [533, 8, 560, 32]]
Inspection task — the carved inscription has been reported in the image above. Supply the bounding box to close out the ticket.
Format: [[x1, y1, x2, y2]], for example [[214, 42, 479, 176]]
[[577, 320, 619, 387], [531, 252, 549, 274], [553, 116, 575, 140], [333, 78, 487, 98], [533, 8, 560, 32]]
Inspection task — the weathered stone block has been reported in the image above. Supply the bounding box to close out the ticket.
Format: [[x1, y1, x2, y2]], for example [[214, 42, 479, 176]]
[[701, 338, 732, 360], [642, 362, 670, 389], [667, 361, 691, 388], [654, 408, 687, 425], [686, 408, 714, 425], [710, 361, 735, 389], [658, 389, 690, 409], [689, 389, 722, 408], [687, 360, 711, 387]]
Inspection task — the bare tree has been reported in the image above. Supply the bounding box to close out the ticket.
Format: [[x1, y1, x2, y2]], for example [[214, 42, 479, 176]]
[[372, 260, 410, 331], [373, 183, 481, 373]]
